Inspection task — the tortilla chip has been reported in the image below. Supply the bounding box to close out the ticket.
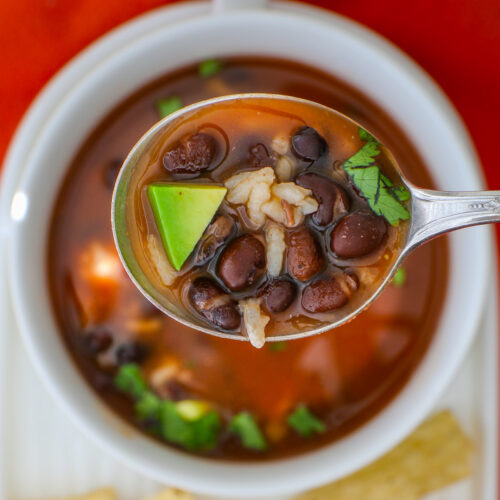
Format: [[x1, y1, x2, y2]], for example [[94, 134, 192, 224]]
[[142, 488, 194, 500], [47, 488, 116, 500], [296, 410, 473, 500]]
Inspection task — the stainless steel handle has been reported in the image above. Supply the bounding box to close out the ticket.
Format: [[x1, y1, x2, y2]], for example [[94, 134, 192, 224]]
[[406, 185, 500, 250]]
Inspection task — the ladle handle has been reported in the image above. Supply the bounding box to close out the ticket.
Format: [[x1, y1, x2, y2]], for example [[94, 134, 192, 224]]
[[407, 186, 500, 250]]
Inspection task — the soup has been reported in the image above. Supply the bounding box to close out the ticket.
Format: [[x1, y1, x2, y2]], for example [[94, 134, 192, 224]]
[[124, 96, 411, 346], [48, 57, 448, 459]]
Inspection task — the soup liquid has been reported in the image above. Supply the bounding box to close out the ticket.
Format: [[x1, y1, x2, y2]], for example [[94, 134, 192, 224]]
[[48, 58, 448, 460]]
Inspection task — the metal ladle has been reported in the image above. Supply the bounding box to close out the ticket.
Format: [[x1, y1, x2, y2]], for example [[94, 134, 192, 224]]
[[112, 94, 499, 343]]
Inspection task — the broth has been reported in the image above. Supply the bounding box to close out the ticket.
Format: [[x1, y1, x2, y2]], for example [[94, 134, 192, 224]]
[[48, 57, 448, 460]]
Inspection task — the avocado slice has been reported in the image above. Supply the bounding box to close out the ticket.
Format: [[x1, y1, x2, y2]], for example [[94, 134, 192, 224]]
[[147, 183, 227, 271]]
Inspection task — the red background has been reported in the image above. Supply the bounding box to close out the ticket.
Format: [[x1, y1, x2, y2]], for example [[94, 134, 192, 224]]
[[1, 0, 499, 487]]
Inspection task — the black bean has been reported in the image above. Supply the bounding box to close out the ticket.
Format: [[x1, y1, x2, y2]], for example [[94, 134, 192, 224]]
[[195, 214, 235, 265], [296, 172, 350, 226], [115, 342, 149, 365], [302, 278, 348, 313], [189, 277, 241, 330], [218, 234, 266, 291], [291, 126, 327, 161], [102, 158, 123, 190], [331, 212, 388, 259], [83, 326, 113, 355], [249, 143, 273, 168], [163, 132, 217, 175], [261, 279, 297, 313], [287, 227, 324, 282]]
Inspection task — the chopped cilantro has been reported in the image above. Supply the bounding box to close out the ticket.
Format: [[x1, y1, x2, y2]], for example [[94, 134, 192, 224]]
[[198, 59, 222, 78], [160, 401, 221, 451], [268, 341, 287, 352], [135, 391, 161, 421], [343, 128, 411, 226], [392, 267, 407, 287], [155, 96, 183, 119], [287, 405, 325, 437], [190, 411, 221, 450], [230, 412, 268, 451], [115, 364, 220, 451], [114, 364, 148, 399]]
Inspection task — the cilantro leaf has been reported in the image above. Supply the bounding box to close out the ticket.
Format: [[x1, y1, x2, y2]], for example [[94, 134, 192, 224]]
[[190, 411, 221, 451], [160, 400, 197, 450], [198, 59, 222, 78], [135, 392, 162, 421], [160, 401, 221, 451], [230, 412, 267, 451], [155, 96, 183, 119], [358, 127, 376, 142], [342, 128, 410, 226], [393, 185, 411, 202], [392, 267, 406, 287], [343, 140, 380, 170], [287, 405, 325, 437], [114, 364, 148, 399]]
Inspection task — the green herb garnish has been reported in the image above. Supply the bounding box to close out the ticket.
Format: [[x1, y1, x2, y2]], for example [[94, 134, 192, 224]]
[[114, 364, 221, 451], [230, 412, 268, 451], [268, 341, 287, 352], [392, 267, 407, 287], [155, 96, 183, 118], [343, 128, 410, 226], [160, 401, 221, 451], [135, 391, 161, 421], [114, 363, 148, 399], [287, 405, 325, 437], [198, 59, 222, 78]]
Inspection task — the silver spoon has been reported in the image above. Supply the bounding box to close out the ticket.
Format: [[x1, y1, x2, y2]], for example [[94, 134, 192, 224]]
[[112, 93, 499, 343]]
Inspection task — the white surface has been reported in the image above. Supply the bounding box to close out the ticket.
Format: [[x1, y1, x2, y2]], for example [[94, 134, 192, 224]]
[[0, 1, 497, 499]]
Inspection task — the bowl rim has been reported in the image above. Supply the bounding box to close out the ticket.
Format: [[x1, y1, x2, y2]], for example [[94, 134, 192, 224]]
[[3, 2, 494, 498]]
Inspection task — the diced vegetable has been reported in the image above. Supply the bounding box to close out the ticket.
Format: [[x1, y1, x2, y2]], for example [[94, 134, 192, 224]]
[[176, 400, 210, 421], [156, 96, 183, 119], [230, 412, 267, 451], [198, 59, 222, 78], [160, 401, 221, 451], [114, 364, 221, 451], [135, 392, 162, 421], [148, 183, 227, 270], [287, 405, 325, 437], [392, 267, 406, 287], [114, 363, 148, 399]]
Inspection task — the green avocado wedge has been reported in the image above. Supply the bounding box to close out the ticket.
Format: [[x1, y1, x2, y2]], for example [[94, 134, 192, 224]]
[[148, 183, 227, 271]]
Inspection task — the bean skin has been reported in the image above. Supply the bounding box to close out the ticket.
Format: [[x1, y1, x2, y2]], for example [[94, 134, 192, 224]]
[[195, 214, 235, 265], [115, 341, 149, 365], [301, 278, 348, 313], [83, 326, 112, 355], [189, 277, 240, 330], [218, 234, 266, 291], [291, 126, 327, 161], [163, 132, 217, 175], [296, 172, 350, 226], [287, 227, 324, 282], [331, 212, 388, 259], [261, 279, 297, 313]]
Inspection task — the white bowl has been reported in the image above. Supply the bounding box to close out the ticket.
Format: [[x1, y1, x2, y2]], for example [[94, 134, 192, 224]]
[[2, 1, 492, 497]]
